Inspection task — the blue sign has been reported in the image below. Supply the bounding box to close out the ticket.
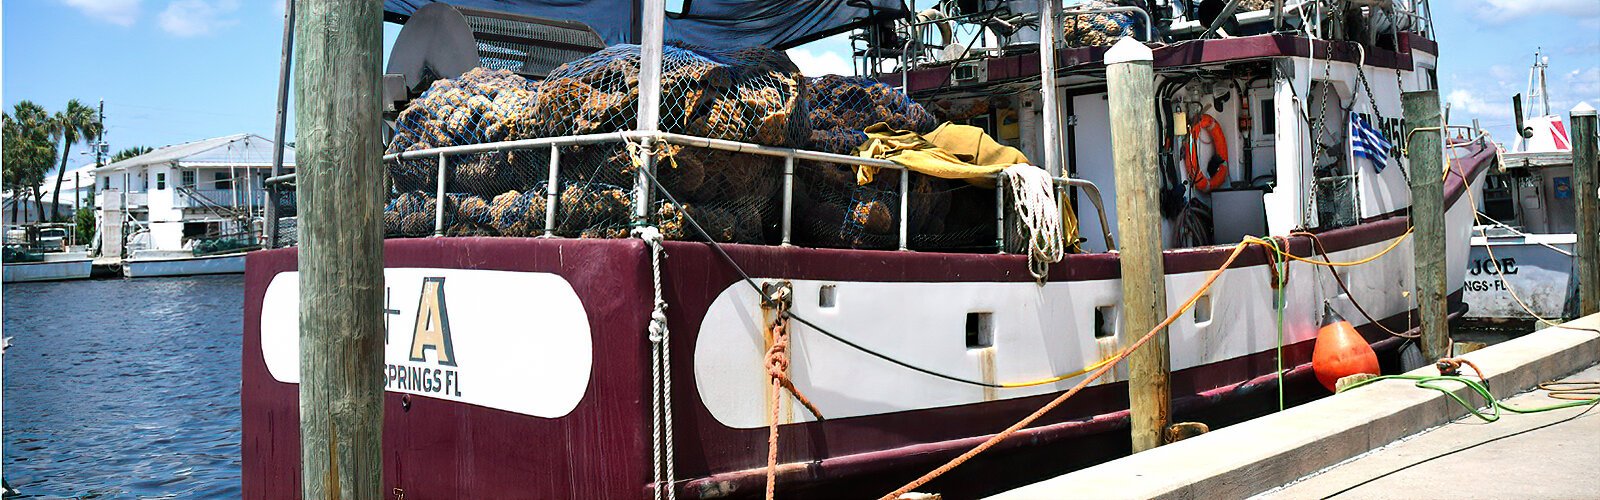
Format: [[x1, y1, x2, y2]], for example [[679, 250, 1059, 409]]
[[1554, 177, 1571, 199]]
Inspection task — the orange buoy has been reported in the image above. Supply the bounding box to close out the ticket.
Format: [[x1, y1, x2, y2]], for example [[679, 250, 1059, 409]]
[[1312, 304, 1380, 392]]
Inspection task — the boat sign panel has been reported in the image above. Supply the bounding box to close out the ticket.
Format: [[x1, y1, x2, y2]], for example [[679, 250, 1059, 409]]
[[260, 268, 593, 418]]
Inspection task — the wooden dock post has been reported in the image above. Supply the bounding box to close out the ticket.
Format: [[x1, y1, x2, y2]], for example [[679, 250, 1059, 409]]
[[1105, 37, 1169, 453], [1402, 91, 1450, 361], [1572, 102, 1598, 315], [293, 0, 386, 498]]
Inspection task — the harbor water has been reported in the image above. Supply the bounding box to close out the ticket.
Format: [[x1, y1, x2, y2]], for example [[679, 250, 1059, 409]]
[[3, 275, 244, 499]]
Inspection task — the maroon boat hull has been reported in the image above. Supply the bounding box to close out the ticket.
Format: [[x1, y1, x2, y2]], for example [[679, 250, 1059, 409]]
[[243, 211, 1449, 499]]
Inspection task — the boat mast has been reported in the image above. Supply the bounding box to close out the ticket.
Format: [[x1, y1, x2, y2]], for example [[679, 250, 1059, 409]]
[[1526, 48, 1550, 117]]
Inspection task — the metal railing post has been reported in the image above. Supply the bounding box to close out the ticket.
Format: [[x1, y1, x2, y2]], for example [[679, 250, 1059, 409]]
[[995, 174, 1006, 253], [543, 145, 560, 237], [434, 152, 448, 236], [898, 171, 911, 251], [781, 155, 794, 246]]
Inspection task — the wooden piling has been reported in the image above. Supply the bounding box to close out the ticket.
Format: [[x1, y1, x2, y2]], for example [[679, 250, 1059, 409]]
[[1572, 102, 1598, 315], [1105, 38, 1169, 453], [293, 1, 386, 498], [1402, 91, 1450, 361]]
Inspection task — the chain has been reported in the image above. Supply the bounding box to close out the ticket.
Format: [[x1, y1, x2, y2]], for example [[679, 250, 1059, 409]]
[[636, 225, 676, 500]]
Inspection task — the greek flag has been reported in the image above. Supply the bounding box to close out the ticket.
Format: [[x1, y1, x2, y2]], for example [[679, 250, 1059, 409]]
[[1350, 112, 1393, 172]]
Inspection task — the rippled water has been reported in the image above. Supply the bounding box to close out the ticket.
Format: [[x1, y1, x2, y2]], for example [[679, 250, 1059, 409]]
[[4, 275, 243, 499]]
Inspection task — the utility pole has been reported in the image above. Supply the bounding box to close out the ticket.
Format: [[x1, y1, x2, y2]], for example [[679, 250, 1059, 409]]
[[1402, 91, 1449, 360], [294, 0, 385, 498], [93, 99, 106, 209], [1571, 102, 1597, 315], [1105, 37, 1170, 453]]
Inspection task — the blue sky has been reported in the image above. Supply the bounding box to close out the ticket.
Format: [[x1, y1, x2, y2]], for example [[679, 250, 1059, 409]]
[[5, 0, 1597, 173]]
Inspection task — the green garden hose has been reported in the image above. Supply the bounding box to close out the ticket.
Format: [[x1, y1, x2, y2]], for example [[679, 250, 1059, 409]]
[[1337, 374, 1600, 423]]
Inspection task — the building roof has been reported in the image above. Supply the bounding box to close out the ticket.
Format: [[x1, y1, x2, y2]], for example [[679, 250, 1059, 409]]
[[38, 164, 103, 198], [94, 133, 295, 173]]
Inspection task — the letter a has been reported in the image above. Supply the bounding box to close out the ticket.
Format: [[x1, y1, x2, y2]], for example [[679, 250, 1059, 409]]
[[410, 277, 458, 366]]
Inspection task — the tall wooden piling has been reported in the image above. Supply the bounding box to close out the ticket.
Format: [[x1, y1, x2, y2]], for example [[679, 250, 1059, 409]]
[[1105, 38, 1169, 453], [1402, 91, 1450, 361], [293, 0, 386, 498], [1572, 102, 1598, 315]]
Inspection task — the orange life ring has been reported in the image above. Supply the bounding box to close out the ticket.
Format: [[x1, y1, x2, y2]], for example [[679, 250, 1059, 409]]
[[1184, 114, 1230, 192]]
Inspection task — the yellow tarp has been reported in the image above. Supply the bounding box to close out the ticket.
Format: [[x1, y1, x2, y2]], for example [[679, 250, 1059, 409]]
[[853, 122, 1030, 187]]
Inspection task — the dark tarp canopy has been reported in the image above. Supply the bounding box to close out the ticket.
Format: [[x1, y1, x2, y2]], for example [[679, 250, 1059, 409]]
[[382, 0, 910, 49]]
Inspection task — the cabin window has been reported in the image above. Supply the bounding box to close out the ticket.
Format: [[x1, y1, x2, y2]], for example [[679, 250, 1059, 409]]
[[156, 173, 166, 190], [101, 177, 110, 190], [181, 170, 196, 188], [1481, 173, 1519, 225], [1258, 98, 1275, 137], [214, 172, 231, 190]]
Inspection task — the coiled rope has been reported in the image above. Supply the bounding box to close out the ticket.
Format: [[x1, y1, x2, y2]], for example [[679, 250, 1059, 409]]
[[1001, 164, 1064, 281]]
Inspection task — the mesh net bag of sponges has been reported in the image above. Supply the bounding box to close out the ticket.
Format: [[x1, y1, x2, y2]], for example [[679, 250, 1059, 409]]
[[796, 75, 990, 250], [383, 44, 809, 242], [1061, 0, 1136, 48]]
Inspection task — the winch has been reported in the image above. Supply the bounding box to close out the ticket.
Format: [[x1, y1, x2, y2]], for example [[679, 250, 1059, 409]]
[[383, 3, 605, 114]]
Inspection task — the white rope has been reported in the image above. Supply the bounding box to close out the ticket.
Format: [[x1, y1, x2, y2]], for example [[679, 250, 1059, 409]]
[[634, 225, 676, 500], [1001, 164, 1063, 281]]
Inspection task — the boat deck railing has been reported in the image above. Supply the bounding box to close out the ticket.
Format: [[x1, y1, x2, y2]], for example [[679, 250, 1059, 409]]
[[360, 131, 1116, 253]]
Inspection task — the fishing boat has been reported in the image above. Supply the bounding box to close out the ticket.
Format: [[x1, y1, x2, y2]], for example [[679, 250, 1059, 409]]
[[244, 1, 1494, 498], [1462, 49, 1588, 327], [2, 224, 93, 283]]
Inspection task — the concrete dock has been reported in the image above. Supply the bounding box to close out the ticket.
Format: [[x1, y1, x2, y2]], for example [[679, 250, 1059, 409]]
[[1263, 364, 1599, 499], [987, 315, 1600, 500]]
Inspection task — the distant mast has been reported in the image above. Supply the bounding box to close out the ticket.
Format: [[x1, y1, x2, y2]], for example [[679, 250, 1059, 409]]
[[1526, 48, 1551, 117], [1515, 48, 1571, 153]]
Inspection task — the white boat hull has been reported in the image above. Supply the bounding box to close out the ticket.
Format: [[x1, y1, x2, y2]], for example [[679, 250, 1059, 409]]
[[2, 258, 93, 283], [1463, 233, 1576, 321], [124, 253, 247, 278]]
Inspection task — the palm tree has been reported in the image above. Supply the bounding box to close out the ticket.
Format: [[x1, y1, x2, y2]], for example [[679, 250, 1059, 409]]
[[110, 146, 153, 164], [50, 99, 103, 221], [3, 101, 57, 223]]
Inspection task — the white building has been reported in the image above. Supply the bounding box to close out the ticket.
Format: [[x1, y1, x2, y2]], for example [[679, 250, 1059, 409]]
[[94, 133, 294, 255]]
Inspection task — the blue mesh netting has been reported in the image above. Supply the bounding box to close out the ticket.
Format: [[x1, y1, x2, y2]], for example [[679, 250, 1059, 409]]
[[383, 47, 996, 250]]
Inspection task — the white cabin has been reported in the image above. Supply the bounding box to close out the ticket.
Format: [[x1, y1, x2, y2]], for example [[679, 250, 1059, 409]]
[[93, 133, 294, 255]]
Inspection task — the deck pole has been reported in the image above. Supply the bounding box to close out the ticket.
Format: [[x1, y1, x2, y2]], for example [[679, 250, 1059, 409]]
[[1105, 37, 1169, 453], [1571, 102, 1598, 315], [266, 0, 295, 249], [293, 0, 386, 498], [1038, 0, 1063, 177], [634, 0, 666, 224], [1402, 91, 1449, 360]]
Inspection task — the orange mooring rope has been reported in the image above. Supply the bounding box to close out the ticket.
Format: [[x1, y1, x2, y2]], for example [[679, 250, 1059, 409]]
[[765, 320, 822, 500], [880, 242, 1253, 499]]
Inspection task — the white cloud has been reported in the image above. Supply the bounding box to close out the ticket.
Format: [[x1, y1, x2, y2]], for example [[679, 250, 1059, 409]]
[[59, 0, 141, 26], [786, 47, 854, 77], [159, 0, 240, 37], [1567, 67, 1600, 97], [1467, 0, 1600, 24], [1447, 89, 1513, 120]]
